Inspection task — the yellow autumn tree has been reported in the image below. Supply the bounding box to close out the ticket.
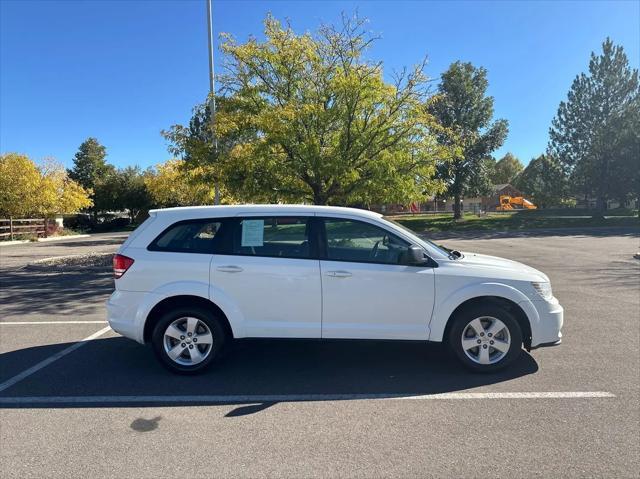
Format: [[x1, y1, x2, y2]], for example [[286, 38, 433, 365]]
[[145, 159, 225, 207], [0, 153, 92, 218], [0, 153, 41, 217], [38, 158, 94, 216]]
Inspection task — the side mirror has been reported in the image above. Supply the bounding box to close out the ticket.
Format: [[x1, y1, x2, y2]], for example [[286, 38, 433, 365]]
[[407, 245, 427, 265]]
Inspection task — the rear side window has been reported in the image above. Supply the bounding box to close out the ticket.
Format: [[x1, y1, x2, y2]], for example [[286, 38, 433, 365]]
[[232, 217, 312, 259], [148, 219, 230, 254]]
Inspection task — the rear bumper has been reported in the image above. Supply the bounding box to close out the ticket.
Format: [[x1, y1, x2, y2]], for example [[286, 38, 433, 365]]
[[106, 290, 158, 344]]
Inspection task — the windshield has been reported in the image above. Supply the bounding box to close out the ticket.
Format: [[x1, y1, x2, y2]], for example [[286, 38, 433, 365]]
[[383, 218, 451, 257]]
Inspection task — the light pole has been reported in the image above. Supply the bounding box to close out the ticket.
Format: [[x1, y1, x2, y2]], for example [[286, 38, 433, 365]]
[[206, 0, 220, 204]]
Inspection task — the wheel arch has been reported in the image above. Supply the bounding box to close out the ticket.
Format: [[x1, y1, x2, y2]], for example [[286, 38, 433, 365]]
[[441, 296, 533, 349], [143, 295, 234, 344]]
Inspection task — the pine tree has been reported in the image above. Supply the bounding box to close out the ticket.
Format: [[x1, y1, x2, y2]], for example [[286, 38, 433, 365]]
[[68, 137, 114, 219], [549, 38, 639, 212]]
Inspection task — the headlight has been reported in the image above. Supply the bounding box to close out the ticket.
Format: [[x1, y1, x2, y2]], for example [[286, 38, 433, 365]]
[[532, 282, 553, 300]]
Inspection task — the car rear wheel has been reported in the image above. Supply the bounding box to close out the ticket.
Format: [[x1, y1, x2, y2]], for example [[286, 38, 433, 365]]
[[152, 307, 226, 374], [448, 305, 523, 372]]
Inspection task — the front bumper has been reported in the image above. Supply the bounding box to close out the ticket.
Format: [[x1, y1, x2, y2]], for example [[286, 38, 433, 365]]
[[528, 297, 564, 348], [530, 339, 562, 350]]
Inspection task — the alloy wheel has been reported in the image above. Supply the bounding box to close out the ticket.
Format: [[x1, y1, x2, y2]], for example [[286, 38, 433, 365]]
[[460, 316, 511, 365], [163, 317, 214, 366]]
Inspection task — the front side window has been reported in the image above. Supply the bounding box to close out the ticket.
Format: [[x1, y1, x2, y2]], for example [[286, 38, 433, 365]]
[[323, 218, 409, 264], [233, 216, 312, 259], [148, 219, 228, 254]]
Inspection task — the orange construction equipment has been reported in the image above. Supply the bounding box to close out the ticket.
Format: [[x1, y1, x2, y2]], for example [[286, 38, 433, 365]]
[[496, 195, 537, 211]]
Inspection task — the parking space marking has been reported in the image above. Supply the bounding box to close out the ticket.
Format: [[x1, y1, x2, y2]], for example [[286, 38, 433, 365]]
[[0, 321, 108, 325], [0, 391, 615, 405], [0, 326, 111, 393]]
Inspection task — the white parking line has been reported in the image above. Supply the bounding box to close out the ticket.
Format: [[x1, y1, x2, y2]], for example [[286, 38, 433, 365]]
[[0, 326, 111, 393], [0, 391, 615, 405], [0, 321, 108, 325]]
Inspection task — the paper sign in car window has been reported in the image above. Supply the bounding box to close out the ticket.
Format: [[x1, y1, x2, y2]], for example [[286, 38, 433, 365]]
[[241, 219, 264, 247]]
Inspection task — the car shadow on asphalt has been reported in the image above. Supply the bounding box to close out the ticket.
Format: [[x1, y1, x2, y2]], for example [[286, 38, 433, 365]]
[[0, 269, 113, 317], [0, 336, 538, 411]]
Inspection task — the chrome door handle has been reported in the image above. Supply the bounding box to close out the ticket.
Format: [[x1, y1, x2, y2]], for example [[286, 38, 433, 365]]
[[326, 270, 352, 278], [216, 265, 244, 273]]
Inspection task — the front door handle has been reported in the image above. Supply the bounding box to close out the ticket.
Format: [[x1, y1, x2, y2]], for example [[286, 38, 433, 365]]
[[326, 270, 352, 278], [216, 265, 244, 273]]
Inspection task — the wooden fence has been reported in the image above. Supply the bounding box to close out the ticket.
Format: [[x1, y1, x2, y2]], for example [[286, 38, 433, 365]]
[[0, 218, 47, 240]]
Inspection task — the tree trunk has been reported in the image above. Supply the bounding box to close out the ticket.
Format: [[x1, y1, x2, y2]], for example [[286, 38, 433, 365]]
[[453, 190, 462, 220], [313, 193, 328, 205], [214, 182, 220, 205], [311, 184, 328, 205], [595, 196, 607, 215]]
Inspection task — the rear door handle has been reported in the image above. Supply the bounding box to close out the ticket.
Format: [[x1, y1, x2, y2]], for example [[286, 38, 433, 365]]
[[216, 265, 244, 273], [326, 270, 352, 278]]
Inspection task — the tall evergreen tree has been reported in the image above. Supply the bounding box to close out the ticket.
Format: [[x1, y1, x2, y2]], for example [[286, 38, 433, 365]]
[[549, 38, 639, 212], [429, 62, 508, 219], [68, 137, 114, 219], [68, 138, 111, 190]]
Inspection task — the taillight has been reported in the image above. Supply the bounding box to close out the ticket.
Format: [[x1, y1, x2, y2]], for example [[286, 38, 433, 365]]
[[113, 254, 134, 279]]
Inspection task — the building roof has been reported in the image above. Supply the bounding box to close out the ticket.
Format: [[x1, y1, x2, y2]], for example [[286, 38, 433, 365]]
[[492, 183, 523, 194]]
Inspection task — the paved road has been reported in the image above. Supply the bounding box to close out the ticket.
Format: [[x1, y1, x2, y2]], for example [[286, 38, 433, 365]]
[[0, 230, 638, 478], [0, 232, 128, 270]]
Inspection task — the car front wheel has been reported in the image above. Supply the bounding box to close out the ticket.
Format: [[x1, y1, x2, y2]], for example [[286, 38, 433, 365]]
[[448, 305, 523, 372], [151, 307, 226, 374]]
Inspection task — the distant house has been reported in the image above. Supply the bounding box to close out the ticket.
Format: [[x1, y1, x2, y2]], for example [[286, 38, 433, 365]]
[[480, 183, 523, 211], [373, 183, 525, 215], [456, 183, 523, 213]]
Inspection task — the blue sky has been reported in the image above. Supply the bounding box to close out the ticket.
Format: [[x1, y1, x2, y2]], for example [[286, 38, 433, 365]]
[[1, 0, 638, 170]]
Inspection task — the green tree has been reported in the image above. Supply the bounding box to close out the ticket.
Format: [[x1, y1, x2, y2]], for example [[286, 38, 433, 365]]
[[549, 38, 639, 212], [88, 167, 153, 222], [491, 152, 524, 185], [429, 61, 508, 219], [207, 14, 444, 205], [163, 103, 220, 205], [68, 137, 115, 219], [514, 154, 568, 208], [114, 167, 152, 222]]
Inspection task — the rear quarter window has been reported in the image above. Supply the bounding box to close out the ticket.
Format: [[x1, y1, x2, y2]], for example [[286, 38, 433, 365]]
[[147, 219, 231, 254]]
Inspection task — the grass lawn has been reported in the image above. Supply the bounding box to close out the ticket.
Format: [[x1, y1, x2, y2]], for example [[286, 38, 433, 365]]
[[390, 210, 639, 234]]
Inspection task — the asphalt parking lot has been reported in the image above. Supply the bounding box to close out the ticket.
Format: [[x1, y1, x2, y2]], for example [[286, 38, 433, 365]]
[[0, 229, 638, 478]]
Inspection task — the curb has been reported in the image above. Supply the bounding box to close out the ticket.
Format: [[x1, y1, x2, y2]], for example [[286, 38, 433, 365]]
[[37, 234, 90, 242], [25, 252, 114, 271], [0, 234, 90, 247]]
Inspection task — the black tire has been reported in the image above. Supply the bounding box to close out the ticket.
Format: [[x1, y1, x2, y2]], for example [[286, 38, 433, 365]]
[[151, 306, 227, 374], [448, 304, 523, 373]]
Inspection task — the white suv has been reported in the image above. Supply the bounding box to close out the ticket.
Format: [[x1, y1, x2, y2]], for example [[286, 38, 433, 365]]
[[107, 205, 563, 374]]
